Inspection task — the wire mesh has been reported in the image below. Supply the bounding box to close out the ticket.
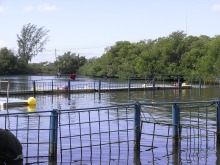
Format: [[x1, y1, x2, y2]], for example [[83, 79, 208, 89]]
[[0, 112, 53, 164], [0, 101, 219, 164], [139, 101, 219, 164], [58, 105, 135, 163]]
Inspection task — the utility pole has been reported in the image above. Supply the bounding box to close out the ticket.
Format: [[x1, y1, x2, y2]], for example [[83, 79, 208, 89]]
[[55, 48, 57, 60], [185, 10, 188, 36]]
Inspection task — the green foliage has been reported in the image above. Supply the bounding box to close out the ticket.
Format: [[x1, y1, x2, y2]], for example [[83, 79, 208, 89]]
[[17, 23, 49, 64], [27, 62, 56, 74], [79, 31, 220, 82], [180, 35, 208, 76], [0, 48, 56, 75], [1, 28, 220, 83], [0, 48, 22, 74], [79, 57, 104, 76], [54, 52, 87, 74]]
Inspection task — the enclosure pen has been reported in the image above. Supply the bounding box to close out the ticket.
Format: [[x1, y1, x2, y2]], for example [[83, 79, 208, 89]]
[[0, 101, 220, 164], [0, 78, 195, 96], [58, 105, 135, 163]]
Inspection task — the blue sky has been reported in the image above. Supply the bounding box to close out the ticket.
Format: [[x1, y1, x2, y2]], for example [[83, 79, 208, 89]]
[[0, 0, 220, 63]]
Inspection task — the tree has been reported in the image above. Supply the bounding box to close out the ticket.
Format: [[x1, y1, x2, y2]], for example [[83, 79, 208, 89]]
[[79, 57, 103, 76], [97, 41, 142, 77], [54, 52, 87, 74], [160, 31, 186, 74], [198, 35, 220, 79], [180, 35, 208, 76], [0, 48, 19, 74], [17, 23, 49, 64], [78, 31, 220, 81]]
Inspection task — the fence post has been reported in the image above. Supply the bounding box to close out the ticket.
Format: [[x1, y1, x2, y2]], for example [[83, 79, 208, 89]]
[[217, 102, 220, 134], [94, 81, 95, 91], [98, 80, 101, 99], [178, 76, 181, 89], [199, 78, 202, 89], [52, 80, 53, 93], [33, 80, 36, 96], [98, 80, 101, 93], [152, 78, 155, 90], [172, 104, 179, 138], [134, 102, 141, 151], [128, 78, 131, 93], [108, 78, 111, 90], [68, 79, 71, 94], [49, 109, 58, 160]]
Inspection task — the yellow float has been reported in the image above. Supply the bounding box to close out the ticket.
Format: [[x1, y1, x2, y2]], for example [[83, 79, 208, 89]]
[[27, 97, 36, 105], [27, 105, 36, 112]]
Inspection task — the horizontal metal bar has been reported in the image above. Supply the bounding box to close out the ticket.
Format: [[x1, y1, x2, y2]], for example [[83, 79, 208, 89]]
[[61, 140, 135, 151]]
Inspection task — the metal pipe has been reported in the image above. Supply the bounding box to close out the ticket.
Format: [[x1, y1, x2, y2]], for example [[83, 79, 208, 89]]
[[134, 102, 141, 151], [49, 109, 58, 161], [172, 104, 179, 138]]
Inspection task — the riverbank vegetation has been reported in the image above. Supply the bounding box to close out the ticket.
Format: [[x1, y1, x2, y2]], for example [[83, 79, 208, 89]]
[[0, 47, 87, 75], [79, 31, 220, 83], [0, 30, 220, 83]]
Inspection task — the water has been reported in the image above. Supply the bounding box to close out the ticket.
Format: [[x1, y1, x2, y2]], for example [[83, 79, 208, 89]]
[[0, 75, 220, 164], [4, 86, 219, 113]]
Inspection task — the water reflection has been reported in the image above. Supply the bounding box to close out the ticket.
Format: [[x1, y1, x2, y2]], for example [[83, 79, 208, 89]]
[[60, 131, 219, 165], [217, 136, 220, 164], [172, 139, 181, 165], [27, 105, 36, 112], [1, 84, 220, 113]]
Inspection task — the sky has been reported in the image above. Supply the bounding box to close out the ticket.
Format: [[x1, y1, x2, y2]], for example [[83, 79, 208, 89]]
[[0, 0, 220, 63]]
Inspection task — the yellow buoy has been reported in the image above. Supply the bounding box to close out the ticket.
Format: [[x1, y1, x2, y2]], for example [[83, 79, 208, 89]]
[[84, 85, 90, 89], [27, 97, 36, 105], [27, 105, 36, 112], [182, 83, 186, 86]]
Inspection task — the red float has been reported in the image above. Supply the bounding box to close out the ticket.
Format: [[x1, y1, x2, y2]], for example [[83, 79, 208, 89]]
[[69, 74, 76, 80]]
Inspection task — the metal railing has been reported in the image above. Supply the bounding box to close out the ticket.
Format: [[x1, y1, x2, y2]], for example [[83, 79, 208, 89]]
[[0, 78, 201, 96], [0, 100, 219, 164]]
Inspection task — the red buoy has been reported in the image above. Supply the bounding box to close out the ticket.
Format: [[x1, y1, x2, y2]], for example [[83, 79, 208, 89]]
[[70, 74, 76, 80]]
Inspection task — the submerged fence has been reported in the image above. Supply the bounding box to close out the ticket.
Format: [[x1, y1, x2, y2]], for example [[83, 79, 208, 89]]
[[0, 100, 220, 164], [0, 77, 201, 95]]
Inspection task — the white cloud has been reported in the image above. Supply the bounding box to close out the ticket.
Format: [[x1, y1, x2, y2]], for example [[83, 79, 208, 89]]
[[212, 4, 220, 11], [24, 6, 34, 12], [0, 40, 8, 48], [0, 6, 5, 13], [37, 4, 58, 12]]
